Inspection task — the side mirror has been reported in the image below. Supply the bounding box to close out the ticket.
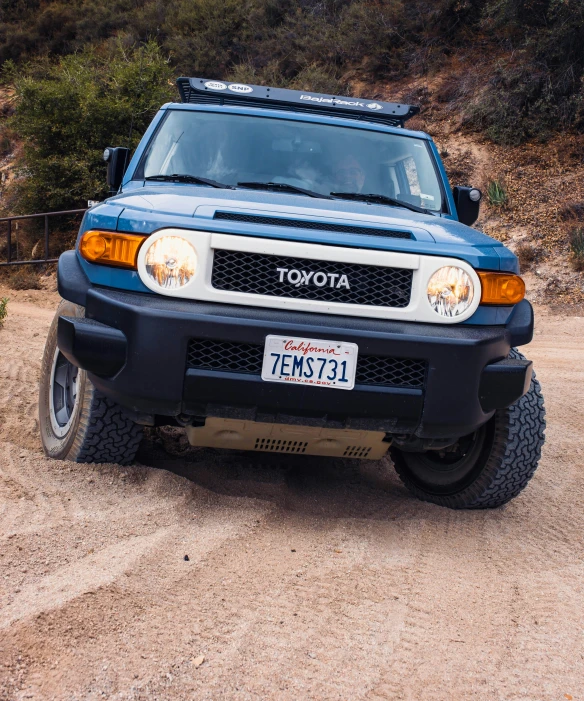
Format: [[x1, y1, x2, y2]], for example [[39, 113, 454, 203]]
[[103, 147, 130, 194], [453, 186, 482, 226]]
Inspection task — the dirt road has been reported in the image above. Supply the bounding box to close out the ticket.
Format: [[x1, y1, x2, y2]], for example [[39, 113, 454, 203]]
[[0, 290, 583, 701]]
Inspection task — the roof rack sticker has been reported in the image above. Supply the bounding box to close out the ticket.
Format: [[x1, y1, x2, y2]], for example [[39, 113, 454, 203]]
[[176, 77, 419, 128]]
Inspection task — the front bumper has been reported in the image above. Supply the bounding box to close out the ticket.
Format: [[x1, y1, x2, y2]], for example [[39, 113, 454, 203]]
[[57, 251, 534, 440]]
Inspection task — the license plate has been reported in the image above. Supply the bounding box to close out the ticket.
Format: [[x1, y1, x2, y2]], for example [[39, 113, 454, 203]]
[[261, 335, 358, 390]]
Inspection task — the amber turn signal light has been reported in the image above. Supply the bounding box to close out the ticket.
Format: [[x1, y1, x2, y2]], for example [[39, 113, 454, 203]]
[[478, 272, 525, 305], [79, 231, 147, 269]]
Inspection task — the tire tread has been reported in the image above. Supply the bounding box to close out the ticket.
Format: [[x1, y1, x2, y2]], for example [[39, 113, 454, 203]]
[[72, 390, 143, 466], [392, 349, 546, 509]]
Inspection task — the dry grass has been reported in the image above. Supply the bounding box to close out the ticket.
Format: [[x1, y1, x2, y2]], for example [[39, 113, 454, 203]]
[[570, 229, 584, 271], [443, 148, 476, 186], [6, 266, 42, 290], [516, 242, 537, 272]]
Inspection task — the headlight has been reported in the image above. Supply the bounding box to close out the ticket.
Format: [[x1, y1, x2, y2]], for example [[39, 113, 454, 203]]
[[144, 236, 197, 289], [427, 266, 474, 317]]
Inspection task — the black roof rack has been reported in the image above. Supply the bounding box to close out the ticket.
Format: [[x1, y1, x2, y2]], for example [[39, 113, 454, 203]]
[[176, 77, 419, 128]]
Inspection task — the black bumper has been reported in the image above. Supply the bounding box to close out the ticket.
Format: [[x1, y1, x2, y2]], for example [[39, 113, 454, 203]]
[[57, 251, 534, 440]]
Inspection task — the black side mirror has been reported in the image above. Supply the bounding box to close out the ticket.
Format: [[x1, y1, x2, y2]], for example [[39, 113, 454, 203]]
[[453, 186, 482, 226], [103, 147, 130, 194]]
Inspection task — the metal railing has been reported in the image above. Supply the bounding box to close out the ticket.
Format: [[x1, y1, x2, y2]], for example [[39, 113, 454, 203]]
[[0, 209, 87, 267]]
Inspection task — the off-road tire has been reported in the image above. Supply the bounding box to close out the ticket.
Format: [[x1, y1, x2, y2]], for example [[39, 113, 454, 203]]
[[39, 300, 143, 465], [391, 349, 545, 509]]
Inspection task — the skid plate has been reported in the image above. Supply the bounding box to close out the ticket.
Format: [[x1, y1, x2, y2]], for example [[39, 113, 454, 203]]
[[185, 418, 390, 460]]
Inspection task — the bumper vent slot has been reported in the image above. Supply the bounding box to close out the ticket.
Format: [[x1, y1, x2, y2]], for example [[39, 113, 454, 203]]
[[255, 438, 308, 453], [187, 339, 426, 389], [344, 446, 372, 458], [214, 211, 412, 240], [211, 249, 413, 308]]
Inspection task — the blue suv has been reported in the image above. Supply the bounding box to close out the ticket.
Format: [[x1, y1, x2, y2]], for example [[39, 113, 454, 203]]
[[38, 78, 545, 509]]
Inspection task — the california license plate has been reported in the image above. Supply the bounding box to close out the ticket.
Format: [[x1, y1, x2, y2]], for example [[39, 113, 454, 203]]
[[261, 335, 358, 390]]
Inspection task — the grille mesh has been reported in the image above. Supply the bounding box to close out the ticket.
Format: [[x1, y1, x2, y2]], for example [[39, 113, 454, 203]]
[[187, 340, 262, 375], [211, 250, 412, 308], [214, 211, 412, 240], [187, 339, 426, 389], [354, 355, 426, 388]]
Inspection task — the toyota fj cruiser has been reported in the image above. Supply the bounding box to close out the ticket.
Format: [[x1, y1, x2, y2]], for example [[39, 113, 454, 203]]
[[38, 78, 546, 509]]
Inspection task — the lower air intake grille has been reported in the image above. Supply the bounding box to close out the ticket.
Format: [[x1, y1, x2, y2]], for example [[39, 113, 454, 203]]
[[211, 249, 413, 308], [187, 340, 262, 375], [214, 211, 412, 240], [353, 355, 426, 388], [187, 339, 426, 389]]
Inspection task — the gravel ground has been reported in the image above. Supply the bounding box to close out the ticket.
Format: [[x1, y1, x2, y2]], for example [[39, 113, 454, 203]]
[[0, 291, 583, 701]]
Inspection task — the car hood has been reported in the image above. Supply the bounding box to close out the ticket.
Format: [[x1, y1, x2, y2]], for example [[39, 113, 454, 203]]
[[109, 184, 499, 246], [85, 184, 515, 271]]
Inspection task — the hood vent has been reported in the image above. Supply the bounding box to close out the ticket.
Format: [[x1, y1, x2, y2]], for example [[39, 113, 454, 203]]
[[213, 211, 412, 240]]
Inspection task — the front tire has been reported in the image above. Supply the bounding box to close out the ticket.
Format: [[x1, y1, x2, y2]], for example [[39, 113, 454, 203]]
[[39, 300, 143, 465], [391, 349, 545, 509]]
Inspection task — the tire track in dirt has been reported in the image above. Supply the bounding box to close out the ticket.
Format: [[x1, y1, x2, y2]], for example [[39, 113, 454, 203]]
[[0, 299, 583, 700], [474, 323, 584, 699], [0, 301, 53, 450], [1, 529, 175, 630], [0, 456, 275, 698], [362, 511, 502, 701]]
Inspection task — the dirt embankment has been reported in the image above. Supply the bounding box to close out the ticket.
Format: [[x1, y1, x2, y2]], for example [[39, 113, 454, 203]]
[[372, 72, 584, 306], [0, 293, 583, 700]]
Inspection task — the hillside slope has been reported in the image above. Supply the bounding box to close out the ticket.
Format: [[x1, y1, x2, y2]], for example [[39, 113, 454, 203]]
[[381, 73, 584, 304], [0, 0, 582, 301]]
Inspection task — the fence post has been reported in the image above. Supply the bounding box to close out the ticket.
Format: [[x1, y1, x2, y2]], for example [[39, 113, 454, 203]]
[[44, 214, 49, 262], [6, 219, 11, 263]]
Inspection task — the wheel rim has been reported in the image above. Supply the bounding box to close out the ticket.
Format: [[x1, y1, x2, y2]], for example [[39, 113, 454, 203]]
[[48, 348, 80, 438], [400, 422, 493, 495]]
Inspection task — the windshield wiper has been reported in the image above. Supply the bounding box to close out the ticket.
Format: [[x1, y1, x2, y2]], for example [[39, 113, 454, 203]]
[[237, 181, 332, 199], [145, 174, 235, 189], [330, 191, 432, 214]]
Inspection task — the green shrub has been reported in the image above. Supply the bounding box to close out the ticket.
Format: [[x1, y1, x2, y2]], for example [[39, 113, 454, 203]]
[[164, 0, 253, 77], [289, 65, 348, 95], [225, 61, 289, 90], [5, 41, 176, 213], [465, 0, 584, 144], [464, 62, 575, 145], [486, 180, 508, 206], [0, 0, 582, 149], [0, 297, 7, 327], [570, 229, 584, 272]]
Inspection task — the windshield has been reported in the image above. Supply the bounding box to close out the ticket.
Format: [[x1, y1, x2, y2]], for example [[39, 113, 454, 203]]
[[136, 109, 444, 212]]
